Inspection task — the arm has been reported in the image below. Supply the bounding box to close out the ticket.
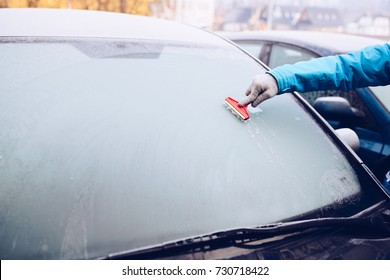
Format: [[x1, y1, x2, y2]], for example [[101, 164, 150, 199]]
[[240, 43, 390, 107], [270, 43, 390, 93]]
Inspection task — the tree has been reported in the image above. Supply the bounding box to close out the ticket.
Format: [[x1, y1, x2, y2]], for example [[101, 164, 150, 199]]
[[5, 0, 159, 16], [0, 0, 8, 8]]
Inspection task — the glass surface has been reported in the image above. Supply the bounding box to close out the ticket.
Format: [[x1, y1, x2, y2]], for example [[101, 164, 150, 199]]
[[268, 44, 317, 68], [234, 41, 263, 59], [0, 38, 378, 259], [369, 85, 390, 113]]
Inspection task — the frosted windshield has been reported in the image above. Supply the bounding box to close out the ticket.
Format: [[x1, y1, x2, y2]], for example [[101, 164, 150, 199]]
[[0, 38, 367, 259]]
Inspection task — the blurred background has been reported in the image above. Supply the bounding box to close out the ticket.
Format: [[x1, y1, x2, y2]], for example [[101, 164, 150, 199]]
[[1, 0, 389, 39]]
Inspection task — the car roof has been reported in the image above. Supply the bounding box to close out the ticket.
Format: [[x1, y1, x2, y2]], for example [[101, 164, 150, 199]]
[[220, 30, 386, 55], [0, 8, 226, 46]]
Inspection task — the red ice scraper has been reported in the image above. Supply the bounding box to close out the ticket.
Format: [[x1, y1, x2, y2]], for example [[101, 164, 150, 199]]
[[224, 97, 250, 121]]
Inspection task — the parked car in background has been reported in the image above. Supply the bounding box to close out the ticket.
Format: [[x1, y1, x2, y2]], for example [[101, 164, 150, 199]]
[[1, 9, 389, 260], [221, 30, 390, 178]]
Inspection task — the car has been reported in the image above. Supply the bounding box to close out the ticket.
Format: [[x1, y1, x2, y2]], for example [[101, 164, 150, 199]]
[[0, 9, 389, 260], [220, 30, 390, 179]]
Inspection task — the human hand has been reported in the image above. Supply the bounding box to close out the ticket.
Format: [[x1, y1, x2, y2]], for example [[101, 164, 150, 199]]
[[238, 73, 279, 107]]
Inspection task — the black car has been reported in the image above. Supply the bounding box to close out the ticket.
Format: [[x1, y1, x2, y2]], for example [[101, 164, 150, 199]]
[[0, 9, 389, 260]]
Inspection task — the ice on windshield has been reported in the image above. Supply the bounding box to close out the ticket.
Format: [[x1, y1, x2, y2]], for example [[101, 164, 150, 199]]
[[0, 39, 364, 259]]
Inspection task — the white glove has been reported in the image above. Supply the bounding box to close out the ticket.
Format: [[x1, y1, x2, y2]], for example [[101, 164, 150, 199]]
[[239, 73, 279, 107]]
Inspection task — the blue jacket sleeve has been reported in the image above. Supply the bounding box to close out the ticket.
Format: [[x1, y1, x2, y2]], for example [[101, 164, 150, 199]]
[[268, 43, 390, 94]]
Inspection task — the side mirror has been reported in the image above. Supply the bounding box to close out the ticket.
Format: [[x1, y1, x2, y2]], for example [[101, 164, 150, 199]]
[[313, 96, 364, 122], [335, 128, 360, 152]]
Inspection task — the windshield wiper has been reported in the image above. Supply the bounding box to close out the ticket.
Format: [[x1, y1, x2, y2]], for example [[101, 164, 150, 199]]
[[101, 201, 390, 260]]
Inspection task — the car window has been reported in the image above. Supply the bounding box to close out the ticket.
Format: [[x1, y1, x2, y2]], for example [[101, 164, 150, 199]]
[[303, 90, 381, 132], [0, 38, 383, 259], [233, 41, 264, 59], [268, 43, 317, 68], [302, 89, 385, 167]]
